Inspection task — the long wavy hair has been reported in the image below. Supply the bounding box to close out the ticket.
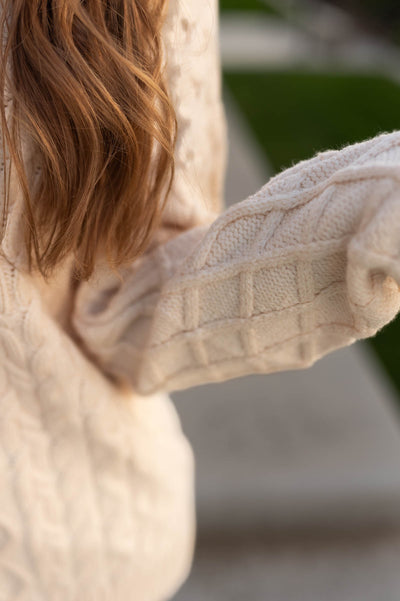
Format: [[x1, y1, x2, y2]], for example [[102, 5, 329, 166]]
[[0, 0, 176, 281]]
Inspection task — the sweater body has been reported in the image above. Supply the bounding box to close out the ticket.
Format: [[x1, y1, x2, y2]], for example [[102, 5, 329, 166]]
[[0, 1, 223, 599], [2, 1, 400, 600], [0, 260, 196, 601]]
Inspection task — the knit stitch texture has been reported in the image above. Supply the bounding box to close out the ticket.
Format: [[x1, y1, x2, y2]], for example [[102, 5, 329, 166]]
[[1, 0, 400, 600], [73, 132, 400, 395]]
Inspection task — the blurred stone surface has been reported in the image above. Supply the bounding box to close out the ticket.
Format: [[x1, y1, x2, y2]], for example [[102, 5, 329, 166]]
[[173, 344, 400, 534], [174, 531, 400, 601], [223, 88, 273, 207], [220, 13, 400, 79]]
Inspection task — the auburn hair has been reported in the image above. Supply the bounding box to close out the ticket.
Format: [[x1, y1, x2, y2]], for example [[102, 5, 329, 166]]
[[0, 0, 176, 282]]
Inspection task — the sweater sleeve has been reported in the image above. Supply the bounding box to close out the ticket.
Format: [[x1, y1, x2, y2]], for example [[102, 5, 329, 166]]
[[70, 131, 400, 395]]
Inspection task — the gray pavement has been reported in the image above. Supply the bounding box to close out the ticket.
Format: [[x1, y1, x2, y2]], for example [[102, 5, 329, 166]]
[[174, 531, 400, 601]]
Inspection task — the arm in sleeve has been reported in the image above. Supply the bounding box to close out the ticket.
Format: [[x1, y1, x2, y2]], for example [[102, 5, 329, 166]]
[[70, 130, 400, 395]]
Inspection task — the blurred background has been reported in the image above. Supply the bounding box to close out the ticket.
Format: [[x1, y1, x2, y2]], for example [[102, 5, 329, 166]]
[[172, 1, 400, 599]]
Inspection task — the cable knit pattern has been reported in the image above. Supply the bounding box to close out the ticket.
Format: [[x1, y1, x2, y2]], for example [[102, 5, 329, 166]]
[[72, 131, 400, 395], [0, 1, 225, 599], [0, 266, 196, 601], [2, 0, 400, 600]]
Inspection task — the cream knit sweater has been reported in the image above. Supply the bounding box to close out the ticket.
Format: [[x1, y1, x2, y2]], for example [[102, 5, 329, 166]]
[[1, 1, 400, 600]]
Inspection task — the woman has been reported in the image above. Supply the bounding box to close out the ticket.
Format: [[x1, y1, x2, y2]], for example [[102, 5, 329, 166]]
[[0, 1, 399, 600]]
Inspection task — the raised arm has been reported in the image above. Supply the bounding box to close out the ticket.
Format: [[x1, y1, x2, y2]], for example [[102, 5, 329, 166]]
[[71, 130, 400, 395]]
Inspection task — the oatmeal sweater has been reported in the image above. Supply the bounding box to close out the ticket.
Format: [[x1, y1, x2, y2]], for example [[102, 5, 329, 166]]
[[1, 0, 400, 600]]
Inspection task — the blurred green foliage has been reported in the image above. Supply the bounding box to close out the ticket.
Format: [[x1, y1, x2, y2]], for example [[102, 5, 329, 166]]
[[223, 69, 400, 396], [224, 70, 400, 172], [219, 0, 277, 14]]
